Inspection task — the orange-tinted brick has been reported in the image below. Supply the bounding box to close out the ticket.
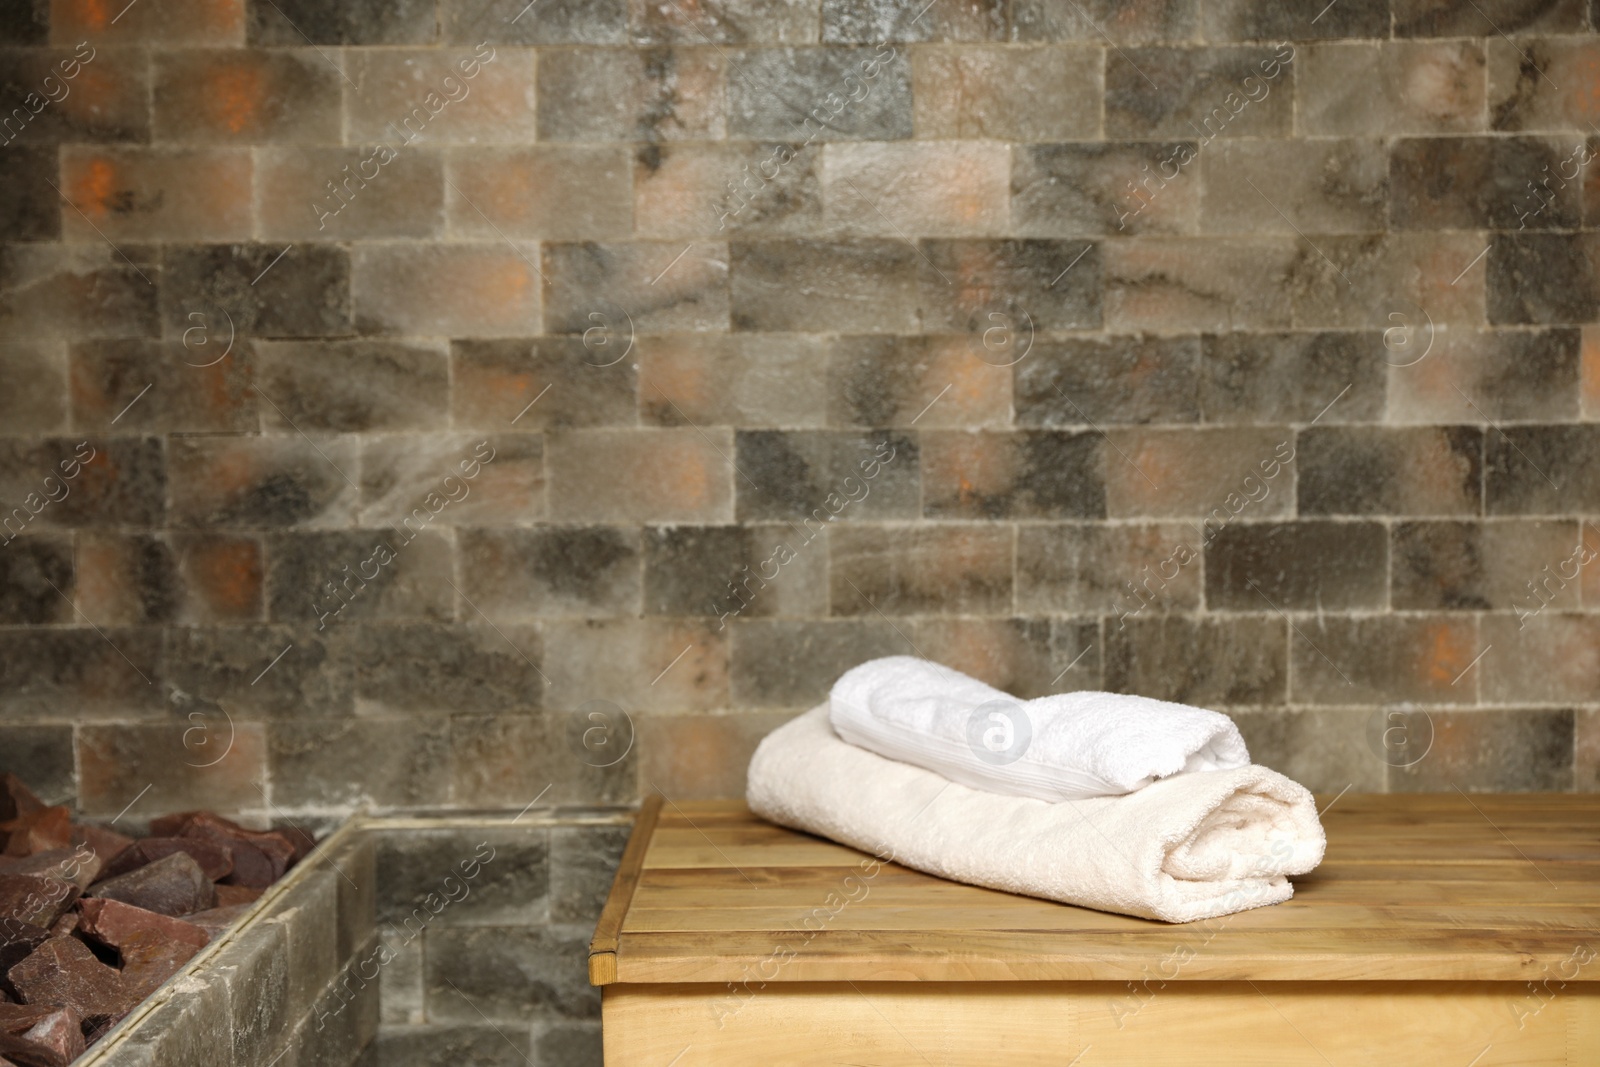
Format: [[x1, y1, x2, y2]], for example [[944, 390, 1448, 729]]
[[352, 244, 542, 337], [153, 49, 341, 143], [637, 711, 796, 799], [51, 0, 245, 46], [546, 429, 733, 522], [60, 147, 251, 241], [446, 146, 633, 240]]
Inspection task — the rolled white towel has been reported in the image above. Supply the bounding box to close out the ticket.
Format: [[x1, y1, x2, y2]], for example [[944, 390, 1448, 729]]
[[749, 705, 1325, 923], [830, 655, 1249, 801]]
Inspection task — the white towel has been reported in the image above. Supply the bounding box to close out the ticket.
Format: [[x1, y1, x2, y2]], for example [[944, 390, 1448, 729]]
[[829, 656, 1250, 801], [748, 706, 1325, 923]]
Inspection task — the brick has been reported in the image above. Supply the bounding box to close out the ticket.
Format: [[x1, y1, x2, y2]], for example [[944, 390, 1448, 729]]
[[639, 710, 798, 799], [628, 0, 820, 44], [69, 338, 255, 433], [267, 529, 454, 625], [550, 825, 629, 925], [345, 47, 539, 146], [1016, 335, 1198, 427], [0, 627, 162, 716], [377, 827, 548, 927], [353, 243, 541, 338], [74, 532, 181, 624], [0, 436, 164, 528], [548, 428, 733, 522], [1398, 0, 1584, 37], [538, 46, 723, 141], [1105, 615, 1287, 706], [0, 244, 159, 340], [259, 146, 445, 240], [1290, 615, 1482, 706], [0, 341, 67, 431], [453, 337, 634, 430], [1387, 327, 1579, 423], [1103, 427, 1295, 519], [248, 0, 438, 44], [1388, 710, 1574, 793], [361, 1025, 532, 1066], [361, 434, 544, 526], [1201, 0, 1388, 40], [1579, 708, 1599, 792], [1298, 426, 1483, 516], [0, 1, 46, 44], [0, 146, 57, 239], [639, 334, 829, 427], [425, 926, 596, 1023], [730, 618, 909, 707], [1485, 424, 1600, 515], [1392, 520, 1582, 612], [919, 239, 1101, 332], [634, 142, 824, 238], [255, 340, 449, 432], [160, 243, 353, 339], [443, 0, 627, 44], [0, 726, 74, 803], [1229, 710, 1385, 794], [537, 1024, 603, 1067], [921, 430, 1104, 519], [829, 523, 1012, 615], [152, 49, 341, 143], [0, 45, 148, 143], [726, 45, 911, 141], [1012, 142, 1200, 237], [165, 624, 351, 718], [448, 713, 637, 807], [338, 621, 546, 714], [913, 44, 1099, 140], [1019, 523, 1200, 618], [822, 0, 1003, 42], [1299, 42, 1486, 136], [735, 429, 917, 521], [1200, 332, 1384, 424], [1290, 233, 1488, 330], [172, 533, 264, 623], [459, 526, 642, 618], [826, 334, 1009, 428], [1012, 0, 1197, 42], [168, 435, 358, 528], [0, 534, 73, 623], [56, 147, 250, 243], [78, 723, 267, 817], [1202, 139, 1387, 235], [1487, 233, 1600, 325], [542, 617, 727, 712], [730, 238, 919, 331], [1104, 236, 1297, 331], [1205, 520, 1388, 611], [642, 524, 827, 619], [1585, 521, 1600, 606], [50, 0, 245, 45], [542, 241, 728, 333], [1491, 38, 1600, 128], [1106, 45, 1295, 140], [1584, 327, 1600, 419], [822, 141, 1009, 236], [1391, 135, 1580, 231], [914, 617, 1098, 698], [271, 718, 449, 807], [448, 146, 631, 240]]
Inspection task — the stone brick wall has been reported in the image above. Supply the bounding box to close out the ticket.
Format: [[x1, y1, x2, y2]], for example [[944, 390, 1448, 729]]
[[1, 0, 1597, 842]]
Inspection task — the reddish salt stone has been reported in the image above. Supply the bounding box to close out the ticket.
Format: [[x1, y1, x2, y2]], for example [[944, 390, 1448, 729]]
[[7, 937, 131, 1018], [274, 824, 318, 867], [163, 814, 296, 889], [0, 923, 50, 985], [0, 877, 78, 931], [70, 825, 134, 870], [97, 838, 233, 884], [42, 915, 73, 942], [0, 1030, 65, 1067], [0, 778, 42, 826], [0, 810, 71, 859], [0, 848, 103, 891], [212, 884, 263, 908], [19, 1009, 80, 1064], [181, 904, 251, 941], [117, 929, 201, 1001], [77, 899, 209, 953], [0, 1003, 54, 1034], [86, 853, 214, 918]]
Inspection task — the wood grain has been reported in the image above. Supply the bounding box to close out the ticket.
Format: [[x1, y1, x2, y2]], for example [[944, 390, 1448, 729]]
[[587, 793, 662, 986]]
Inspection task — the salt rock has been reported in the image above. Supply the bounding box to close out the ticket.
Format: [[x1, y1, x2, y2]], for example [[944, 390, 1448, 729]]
[[86, 853, 214, 918], [274, 824, 318, 867], [0, 848, 102, 891], [0, 923, 50, 987], [70, 825, 134, 870], [20, 1009, 81, 1064], [98, 838, 233, 884], [181, 904, 251, 941], [0, 810, 70, 859], [213, 884, 263, 908], [166, 814, 294, 889], [0, 1003, 53, 1035], [77, 899, 209, 952], [0, 877, 78, 931], [7, 937, 130, 1018], [0, 778, 42, 827], [118, 929, 201, 1001], [0, 1030, 64, 1067]]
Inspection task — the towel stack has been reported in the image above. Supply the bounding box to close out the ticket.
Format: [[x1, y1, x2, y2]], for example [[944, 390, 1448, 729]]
[[746, 656, 1327, 923]]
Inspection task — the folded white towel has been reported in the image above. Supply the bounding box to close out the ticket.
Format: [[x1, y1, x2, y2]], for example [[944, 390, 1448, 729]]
[[749, 706, 1325, 923], [829, 656, 1250, 801]]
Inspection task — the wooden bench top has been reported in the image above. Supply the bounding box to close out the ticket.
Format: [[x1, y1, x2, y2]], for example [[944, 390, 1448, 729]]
[[589, 793, 1600, 986]]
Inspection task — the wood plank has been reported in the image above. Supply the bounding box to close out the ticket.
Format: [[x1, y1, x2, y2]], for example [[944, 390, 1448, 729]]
[[587, 795, 662, 985]]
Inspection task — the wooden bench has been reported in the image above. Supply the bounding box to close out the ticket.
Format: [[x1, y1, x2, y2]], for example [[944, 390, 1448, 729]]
[[589, 794, 1600, 1065]]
